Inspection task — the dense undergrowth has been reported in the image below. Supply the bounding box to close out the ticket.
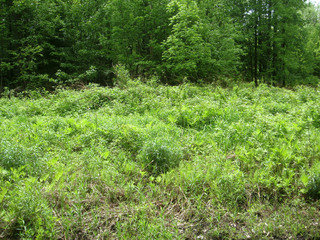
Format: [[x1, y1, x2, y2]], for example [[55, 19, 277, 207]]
[[1, 80, 320, 239]]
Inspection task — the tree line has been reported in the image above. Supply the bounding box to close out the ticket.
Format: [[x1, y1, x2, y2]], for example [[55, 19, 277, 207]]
[[0, 0, 319, 90]]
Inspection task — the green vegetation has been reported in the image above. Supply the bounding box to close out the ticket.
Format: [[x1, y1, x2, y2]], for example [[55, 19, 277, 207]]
[[1, 0, 320, 90], [1, 0, 319, 238], [1, 80, 320, 239]]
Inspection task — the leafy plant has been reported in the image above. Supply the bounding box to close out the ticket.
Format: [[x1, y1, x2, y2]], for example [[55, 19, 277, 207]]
[[138, 137, 183, 175], [1, 82, 320, 239], [113, 64, 131, 89], [307, 161, 320, 200]]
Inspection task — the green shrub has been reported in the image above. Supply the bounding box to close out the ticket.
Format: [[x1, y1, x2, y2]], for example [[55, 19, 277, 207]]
[[2, 177, 56, 239], [310, 108, 320, 128], [307, 162, 320, 200], [0, 140, 31, 170], [0, 140, 46, 178], [113, 64, 131, 89], [138, 137, 183, 175]]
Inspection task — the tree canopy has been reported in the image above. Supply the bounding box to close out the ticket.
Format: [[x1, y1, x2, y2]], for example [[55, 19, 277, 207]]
[[0, 0, 319, 90]]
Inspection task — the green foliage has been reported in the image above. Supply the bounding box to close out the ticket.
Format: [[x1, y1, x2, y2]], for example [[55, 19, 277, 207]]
[[0, 140, 45, 177], [162, 0, 242, 82], [1, 82, 320, 238], [227, 0, 316, 86], [307, 161, 320, 200], [302, 4, 320, 79], [2, 177, 57, 239], [113, 64, 131, 88], [0, 140, 28, 170], [138, 137, 183, 175], [1, 0, 319, 89], [162, 0, 210, 81]]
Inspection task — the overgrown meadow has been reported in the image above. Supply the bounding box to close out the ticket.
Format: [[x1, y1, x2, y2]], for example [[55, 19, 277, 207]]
[[1, 79, 320, 239]]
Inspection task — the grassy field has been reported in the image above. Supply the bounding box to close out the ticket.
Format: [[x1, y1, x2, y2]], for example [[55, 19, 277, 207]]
[[1, 80, 320, 239]]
